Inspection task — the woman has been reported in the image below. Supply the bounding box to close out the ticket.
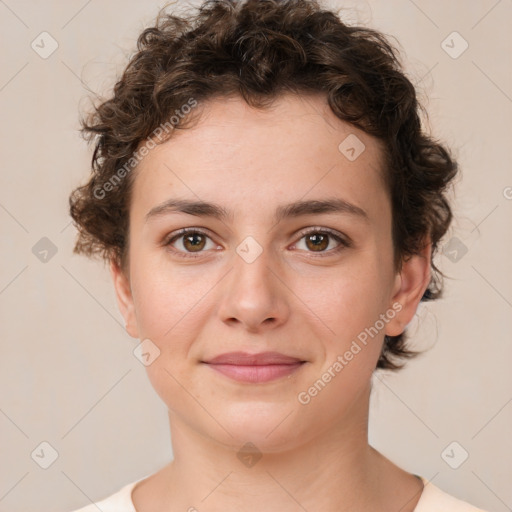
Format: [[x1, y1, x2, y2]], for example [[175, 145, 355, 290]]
[[67, 0, 487, 510]]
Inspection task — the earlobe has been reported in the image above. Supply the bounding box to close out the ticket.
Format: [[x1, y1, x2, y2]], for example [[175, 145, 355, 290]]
[[109, 259, 139, 339], [385, 241, 432, 337]]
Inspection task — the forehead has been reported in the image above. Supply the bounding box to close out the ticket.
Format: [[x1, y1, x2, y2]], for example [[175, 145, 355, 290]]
[[130, 92, 389, 223]]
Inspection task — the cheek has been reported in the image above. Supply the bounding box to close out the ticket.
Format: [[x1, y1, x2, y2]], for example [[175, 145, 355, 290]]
[[130, 258, 208, 340], [304, 261, 393, 376], [129, 268, 207, 408], [309, 262, 391, 333], [294, 272, 389, 416]]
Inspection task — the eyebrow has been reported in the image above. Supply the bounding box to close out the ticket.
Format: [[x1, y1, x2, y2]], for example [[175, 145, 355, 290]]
[[145, 197, 369, 224]]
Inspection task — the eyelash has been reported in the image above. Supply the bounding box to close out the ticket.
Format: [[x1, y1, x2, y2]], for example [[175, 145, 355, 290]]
[[163, 227, 351, 260]]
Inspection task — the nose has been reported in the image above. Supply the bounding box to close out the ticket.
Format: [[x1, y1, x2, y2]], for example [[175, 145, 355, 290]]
[[216, 244, 290, 333]]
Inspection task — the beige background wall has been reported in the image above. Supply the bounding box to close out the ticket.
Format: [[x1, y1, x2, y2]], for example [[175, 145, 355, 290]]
[[1, 1, 511, 511]]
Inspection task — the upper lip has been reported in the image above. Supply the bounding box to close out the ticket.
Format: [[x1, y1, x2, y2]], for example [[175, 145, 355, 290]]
[[203, 351, 304, 365]]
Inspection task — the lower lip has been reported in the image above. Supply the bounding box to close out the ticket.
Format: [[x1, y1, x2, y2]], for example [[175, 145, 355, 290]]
[[204, 362, 305, 383]]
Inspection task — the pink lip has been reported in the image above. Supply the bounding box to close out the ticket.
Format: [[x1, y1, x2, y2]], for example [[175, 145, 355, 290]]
[[202, 351, 306, 383]]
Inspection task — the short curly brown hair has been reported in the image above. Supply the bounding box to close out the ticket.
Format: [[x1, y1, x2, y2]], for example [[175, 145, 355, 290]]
[[69, 0, 458, 370]]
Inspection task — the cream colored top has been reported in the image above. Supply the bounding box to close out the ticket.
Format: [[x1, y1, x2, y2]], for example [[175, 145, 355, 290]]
[[69, 474, 488, 511]]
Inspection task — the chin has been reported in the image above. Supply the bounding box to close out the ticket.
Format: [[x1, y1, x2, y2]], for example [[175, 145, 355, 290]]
[[208, 402, 308, 453]]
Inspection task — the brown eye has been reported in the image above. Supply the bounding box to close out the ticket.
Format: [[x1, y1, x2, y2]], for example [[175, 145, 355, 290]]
[[182, 232, 206, 252], [304, 232, 329, 252], [165, 228, 217, 258], [294, 228, 349, 256]]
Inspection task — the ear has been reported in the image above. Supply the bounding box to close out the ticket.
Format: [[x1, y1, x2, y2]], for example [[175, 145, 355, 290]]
[[385, 240, 432, 337], [110, 259, 139, 339]]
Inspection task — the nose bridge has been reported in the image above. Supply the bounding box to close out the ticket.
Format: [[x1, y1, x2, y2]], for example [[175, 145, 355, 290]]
[[231, 235, 278, 302], [217, 234, 289, 331]]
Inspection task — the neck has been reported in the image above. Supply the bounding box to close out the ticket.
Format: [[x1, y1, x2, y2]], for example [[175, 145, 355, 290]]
[[136, 384, 421, 512], [173, 421, 371, 510]]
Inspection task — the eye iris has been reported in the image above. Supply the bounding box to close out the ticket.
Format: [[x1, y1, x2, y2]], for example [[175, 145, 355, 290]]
[[306, 233, 329, 252], [184, 233, 206, 252]]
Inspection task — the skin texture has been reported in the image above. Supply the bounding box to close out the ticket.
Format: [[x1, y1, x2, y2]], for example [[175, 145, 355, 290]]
[[111, 93, 430, 512]]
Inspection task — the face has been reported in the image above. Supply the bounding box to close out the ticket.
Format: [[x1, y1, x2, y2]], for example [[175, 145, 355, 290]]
[[111, 93, 430, 452]]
